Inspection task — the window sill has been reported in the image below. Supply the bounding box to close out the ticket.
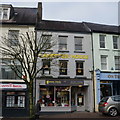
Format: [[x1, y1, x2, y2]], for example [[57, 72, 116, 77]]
[[58, 50, 69, 53], [74, 51, 85, 53], [99, 48, 109, 51], [75, 76, 87, 79], [112, 49, 120, 52]]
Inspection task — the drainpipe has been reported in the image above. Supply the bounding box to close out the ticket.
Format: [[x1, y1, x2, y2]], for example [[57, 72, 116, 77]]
[[83, 22, 95, 112]]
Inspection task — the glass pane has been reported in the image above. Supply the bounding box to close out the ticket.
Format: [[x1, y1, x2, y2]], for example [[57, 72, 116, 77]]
[[40, 86, 54, 106], [56, 87, 69, 107]]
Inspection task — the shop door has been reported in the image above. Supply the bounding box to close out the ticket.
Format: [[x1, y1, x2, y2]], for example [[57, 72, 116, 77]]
[[100, 83, 113, 99]]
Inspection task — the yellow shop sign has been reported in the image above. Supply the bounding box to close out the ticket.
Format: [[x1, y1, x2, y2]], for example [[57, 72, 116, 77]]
[[39, 53, 88, 59]]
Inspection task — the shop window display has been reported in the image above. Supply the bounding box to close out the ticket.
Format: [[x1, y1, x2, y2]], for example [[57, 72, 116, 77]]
[[56, 87, 69, 107], [40, 86, 54, 106], [40, 86, 70, 107]]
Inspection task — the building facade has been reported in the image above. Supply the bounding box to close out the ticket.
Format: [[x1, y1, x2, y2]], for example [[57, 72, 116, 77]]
[[0, 4, 39, 117], [85, 22, 120, 111], [35, 20, 94, 112]]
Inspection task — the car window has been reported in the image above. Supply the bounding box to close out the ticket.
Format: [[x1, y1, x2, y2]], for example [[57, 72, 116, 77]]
[[100, 97, 108, 102], [113, 96, 120, 102]]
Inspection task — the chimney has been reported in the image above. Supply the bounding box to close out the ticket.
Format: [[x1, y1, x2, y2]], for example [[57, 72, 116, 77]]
[[37, 2, 42, 23]]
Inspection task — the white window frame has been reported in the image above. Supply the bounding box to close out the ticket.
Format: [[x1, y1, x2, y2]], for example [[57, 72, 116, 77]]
[[114, 56, 120, 70], [74, 37, 83, 51], [113, 36, 119, 49], [0, 8, 10, 20], [101, 55, 108, 70], [99, 35, 106, 48], [58, 36, 68, 51]]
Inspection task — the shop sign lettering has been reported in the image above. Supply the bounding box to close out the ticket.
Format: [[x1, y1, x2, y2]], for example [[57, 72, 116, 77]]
[[108, 75, 120, 79], [39, 53, 88, 59], [0, 83, 27, 89], [46, 80, 84, 86]]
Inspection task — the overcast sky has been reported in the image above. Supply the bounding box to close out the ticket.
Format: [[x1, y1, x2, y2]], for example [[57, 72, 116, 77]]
[[1, 0, 119, 25]]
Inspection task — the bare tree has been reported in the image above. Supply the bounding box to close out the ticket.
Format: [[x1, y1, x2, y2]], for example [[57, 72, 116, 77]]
[[0, 31, 57, 118]]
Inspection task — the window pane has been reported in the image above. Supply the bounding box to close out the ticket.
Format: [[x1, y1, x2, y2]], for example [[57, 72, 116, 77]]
[[115, 56, 120, 70], [113, 36, 118, 49], [100, 35, 105, 48], [101, 55, 107, 70], [59, 61, 67, 75], [8, 30, 19, 46], [59, 36, 67, 50], [3, 9, 8, 19], [42, 60, 50, 75], [76, 61, 84, 75], [40, 86, 54, 106], [74, 37, 82, 51]]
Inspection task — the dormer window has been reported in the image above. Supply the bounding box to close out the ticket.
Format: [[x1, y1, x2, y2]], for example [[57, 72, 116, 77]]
[[0, 7, 10, 20]]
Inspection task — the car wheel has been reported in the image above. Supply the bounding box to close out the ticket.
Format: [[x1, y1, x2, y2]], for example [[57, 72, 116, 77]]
[[108, 108, 118, 117]]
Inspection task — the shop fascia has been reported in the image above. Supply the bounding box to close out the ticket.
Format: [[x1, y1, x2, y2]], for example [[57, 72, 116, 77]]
[[0, 83, 27, 89], [39, 53, 88, 59]]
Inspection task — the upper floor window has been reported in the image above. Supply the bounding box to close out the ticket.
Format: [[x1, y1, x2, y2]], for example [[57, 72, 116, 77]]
[[99, 35, 106, 48], [74, 37, 83, 51], [0, 59, 22, 79], [101, 55, 107, 70], [76, 61, 84, 75], [113, 36, 119, 49], [8, 30, 19, 46], [58, 36, 68, 51], [114, 56, 120, 70], [42, 59, 51, 75], [42, 34, 52, 50], [59, 60, 68, 75], [0, 8, 9, 20]]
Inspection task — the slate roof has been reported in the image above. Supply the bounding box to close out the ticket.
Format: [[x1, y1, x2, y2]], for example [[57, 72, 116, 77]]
[[36, 20, 91, 33], [1, 7, 37, 25], [84, 22, 119, 34]]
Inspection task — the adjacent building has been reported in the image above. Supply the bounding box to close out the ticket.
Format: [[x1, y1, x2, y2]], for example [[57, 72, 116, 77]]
[[85, 22, 120, 111], [0, 3, 39, 117]]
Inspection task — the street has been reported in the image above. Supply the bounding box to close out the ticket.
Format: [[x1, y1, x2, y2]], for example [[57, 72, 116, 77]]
[[39, 112, 120, 120]]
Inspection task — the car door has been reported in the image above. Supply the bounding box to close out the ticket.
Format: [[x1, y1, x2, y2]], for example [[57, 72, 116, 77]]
[[117, 96, 120, 112]]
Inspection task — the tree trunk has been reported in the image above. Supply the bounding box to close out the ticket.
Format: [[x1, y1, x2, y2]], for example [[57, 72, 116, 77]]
[[28, 82, 35, 118]]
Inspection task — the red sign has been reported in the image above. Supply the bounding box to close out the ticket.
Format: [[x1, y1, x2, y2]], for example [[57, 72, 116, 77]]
[[0, 83, 27, 89]]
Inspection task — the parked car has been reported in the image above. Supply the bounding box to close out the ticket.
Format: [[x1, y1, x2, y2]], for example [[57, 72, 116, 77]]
[[98, 95, 120, 117]]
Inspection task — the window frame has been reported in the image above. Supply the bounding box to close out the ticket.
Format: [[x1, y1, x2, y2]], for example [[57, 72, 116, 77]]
[[8, 30, 19, 46], [74, 36, 83, 51], [42, 59, 51, 75], [59, 60, 68, 75], [0, 8, 9, 20], [58, 35, 68, 51], [113, 36, 119, 49], [5, 91, 26, 108], [101, 55, 108, 70], [76, 61, 84, 75], [114, 56, 120, 70], [99, 35, 106, 48]]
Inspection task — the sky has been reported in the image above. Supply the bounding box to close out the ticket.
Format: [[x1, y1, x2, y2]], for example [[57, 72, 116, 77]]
[[1, 0, 120, 25]]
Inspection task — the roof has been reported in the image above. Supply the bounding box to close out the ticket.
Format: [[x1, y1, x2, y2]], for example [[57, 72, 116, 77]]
[[36, 20, 91, 33], [1, 7, 37, 25], [84, 22, 119, 34]]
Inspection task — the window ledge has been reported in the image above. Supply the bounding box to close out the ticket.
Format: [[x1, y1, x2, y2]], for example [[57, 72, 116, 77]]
[[99, 48, 109, 51], [58, 50, 69, 53], [74, 51, 85, 53], [112, 49, 120, 52]]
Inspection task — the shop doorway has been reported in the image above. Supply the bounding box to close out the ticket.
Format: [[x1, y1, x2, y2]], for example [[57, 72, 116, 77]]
[[100, 83, 113, 99]]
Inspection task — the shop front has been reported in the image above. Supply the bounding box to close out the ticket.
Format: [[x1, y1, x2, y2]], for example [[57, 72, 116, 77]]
[[36, 79, 93, 112], [96, 70, 120, 104], [1, 83, 29, 117]]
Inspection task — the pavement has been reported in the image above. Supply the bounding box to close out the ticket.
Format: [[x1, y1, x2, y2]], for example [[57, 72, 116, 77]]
[[1, 112, 120, 120]]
